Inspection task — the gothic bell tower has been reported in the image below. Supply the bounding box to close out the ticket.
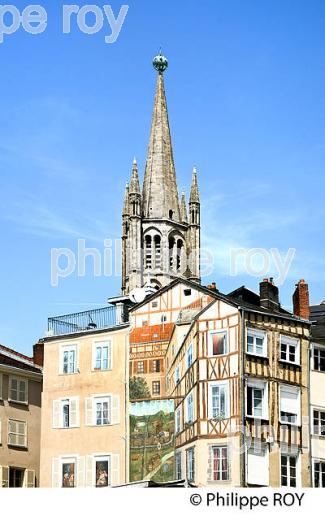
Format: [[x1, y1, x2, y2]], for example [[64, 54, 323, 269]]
[[121, 52, 201, 295]]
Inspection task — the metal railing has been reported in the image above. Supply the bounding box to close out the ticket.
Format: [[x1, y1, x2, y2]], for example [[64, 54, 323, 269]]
[[48, 306, 118, 336]]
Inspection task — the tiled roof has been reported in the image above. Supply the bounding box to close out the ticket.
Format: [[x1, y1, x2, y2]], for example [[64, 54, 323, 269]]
[[130, 323, 174, 344], [0, 344, 42, 373]]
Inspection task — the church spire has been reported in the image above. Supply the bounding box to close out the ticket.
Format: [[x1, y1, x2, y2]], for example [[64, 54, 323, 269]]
[[180, 190, 188, 223], [189, 166, 200, 203], [122, 182, 129, 215], [142, 52, 181, 221], [130, 158, 140, 194]]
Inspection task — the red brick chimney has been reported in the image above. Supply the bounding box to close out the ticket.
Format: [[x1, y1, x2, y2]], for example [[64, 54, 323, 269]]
[[33, 341, 44, 367], [207, 282, 217, 291], [292, 279, 310, 320]]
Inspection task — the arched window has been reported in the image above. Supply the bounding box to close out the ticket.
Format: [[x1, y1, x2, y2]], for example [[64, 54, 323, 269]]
[[176, 239, 183, 272], [154, 235, 161, 269], [169, 210, 174, 220], [169, 237, 175, 269], [145, 235, 152, 269]]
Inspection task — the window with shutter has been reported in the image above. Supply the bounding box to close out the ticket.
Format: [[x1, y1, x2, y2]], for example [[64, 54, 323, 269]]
[[279, 385, 300, 426], [69, 397, 80, 427], [77, 456, 85, 487], [86, 455, 94, 486], [111, 395, 120, 425], [53, 397, 80, 428], [0, 466, 9, 487], [94, 455, 111, 487], [85, 397, 94, 426], [52, 458, 60, 488], [247, 444, 269, 485], [8, 419, 27, 447], [23, 469, 35, 488], [111, 454, 119, 487], [9, 377, 28, 404], [52, 400, 61, 428]]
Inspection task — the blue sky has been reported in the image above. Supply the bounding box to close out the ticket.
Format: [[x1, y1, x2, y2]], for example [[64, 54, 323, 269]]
[[0, 0, 324, 355]]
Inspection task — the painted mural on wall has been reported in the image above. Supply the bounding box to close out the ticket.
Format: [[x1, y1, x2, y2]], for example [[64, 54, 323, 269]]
[[130, 399, 175, 482]]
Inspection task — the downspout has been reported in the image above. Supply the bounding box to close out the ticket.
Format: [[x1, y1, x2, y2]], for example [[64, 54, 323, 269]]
[[239, 307, 246, 487], [307, 344, 312, 487], [125, 327, 130, 484]]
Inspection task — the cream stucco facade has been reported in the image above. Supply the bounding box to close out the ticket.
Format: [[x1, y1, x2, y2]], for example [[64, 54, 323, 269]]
[[40, 324, 129, 488]]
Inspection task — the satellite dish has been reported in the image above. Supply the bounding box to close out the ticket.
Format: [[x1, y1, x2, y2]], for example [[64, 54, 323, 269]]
[[129, 287, 147, 304]]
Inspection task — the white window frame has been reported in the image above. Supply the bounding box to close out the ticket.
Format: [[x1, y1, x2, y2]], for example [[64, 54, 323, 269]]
[[280, 453, 300, 487], [175, 364, 181, 384], [93, 395, 111, 426], [186, 448, 195, 482], [175, 406, 182, 433], [212, 445, 230, 482], [7, 419, 27, 447], [208, 329, 228, 357], [208, 381, 230, 420], [137, 361, 144, 374], [53, 397, 80, 429], [152, 380, 160, 396], [8, 376, 28, 404], [313, 459, 325, 488], [279, 385, 301, 426], [186, 391, 194, 424], [246, 328, 267, 357], [60, 344, 78, 375], [92, 340, 112, 371], [175, 451, 182, 480], [93, 454, 111, 487], [279, 335, 300, 365], [60, 456, 77, 488], [312, 344, 325, 372], [85, 394, 119, 427], [186, 344, 193, 370], [246, 379, 268, 420], [312, 407, 325, 436]]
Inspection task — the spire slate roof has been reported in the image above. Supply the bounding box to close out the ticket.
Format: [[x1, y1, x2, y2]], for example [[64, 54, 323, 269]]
[[142, 72, 180, 221]]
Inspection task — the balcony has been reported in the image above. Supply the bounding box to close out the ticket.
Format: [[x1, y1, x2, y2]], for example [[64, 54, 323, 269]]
[[47, 305, 128, 337]]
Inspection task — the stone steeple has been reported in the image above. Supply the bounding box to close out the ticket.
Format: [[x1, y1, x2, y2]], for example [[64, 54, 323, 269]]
[[190, 166, 200, 203], [121, 53, 201, 294], [130, 158, 140, 194], [142, 70, 180, 221], [180, 190, 188, 223], [122, 182, 130, 216]]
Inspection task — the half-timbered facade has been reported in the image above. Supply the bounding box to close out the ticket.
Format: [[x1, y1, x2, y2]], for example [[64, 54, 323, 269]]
[[132, 277, 312, 487], [129, 281, 212, 398]]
